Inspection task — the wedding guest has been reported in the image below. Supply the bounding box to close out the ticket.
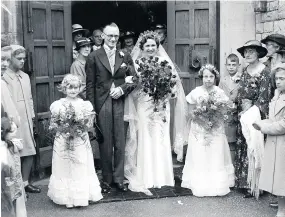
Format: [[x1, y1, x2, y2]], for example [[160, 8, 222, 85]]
[[219, 54, 241, 162], [181, 64, 235, 197], [91, 29, 103, 51], [235, 40, 272, 198], [262, 33, 285, 209], [153, 24, 167, 52], [1, 117, 27, 217], [86, 23, 136, 194], [262, 34, 285, 71], [2, 45, 41, 194], [1, 46, 27, 217], [70, 37, 91, 99], [262, 33, 285, 104], [1, 46, 20, 127], [72, 24, 89, 61], [253, 63, 285, 217], [124, 30, 188, 195], [48, 74, 102, 208], [121, 31, 136, 54]]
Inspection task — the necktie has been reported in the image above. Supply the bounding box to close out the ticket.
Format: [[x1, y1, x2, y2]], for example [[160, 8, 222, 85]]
[[106, 49, 116, 74]]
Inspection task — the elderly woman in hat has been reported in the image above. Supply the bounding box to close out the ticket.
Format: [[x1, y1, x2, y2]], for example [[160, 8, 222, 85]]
[[262, 34, 285, 71], [70, 37, 91, 99], [234, 40, 272, 198], [72, 24, 89, 61], [121, 31, 136, 54]]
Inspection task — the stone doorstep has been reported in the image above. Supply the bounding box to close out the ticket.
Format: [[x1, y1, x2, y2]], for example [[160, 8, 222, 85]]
[[32, 167, 184, 187]]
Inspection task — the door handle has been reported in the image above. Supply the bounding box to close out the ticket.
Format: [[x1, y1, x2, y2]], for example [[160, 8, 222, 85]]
[[189, 46, 207, 69]]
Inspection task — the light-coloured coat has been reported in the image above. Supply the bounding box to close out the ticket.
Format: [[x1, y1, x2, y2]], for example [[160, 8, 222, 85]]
[[258, 90, 285, 196], [219, 75, 239, 142], [2, 69, 36, 157]]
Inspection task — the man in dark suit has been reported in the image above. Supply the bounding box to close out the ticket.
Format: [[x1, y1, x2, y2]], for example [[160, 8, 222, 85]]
[[85, 23, 135, 193]]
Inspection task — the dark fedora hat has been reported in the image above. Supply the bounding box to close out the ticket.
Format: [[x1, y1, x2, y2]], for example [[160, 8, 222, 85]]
[[122, 31, 135, 39], [237, 40, 268, 58], [72, 24, 89, 37], [74, 37, 91, 51], [261, 33, 285, 47]]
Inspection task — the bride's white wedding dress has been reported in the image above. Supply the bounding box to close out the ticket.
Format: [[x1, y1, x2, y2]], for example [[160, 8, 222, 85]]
[[124, 40, 188, 195], [125, 87, 175, 194], [181, 86, 235, 197]]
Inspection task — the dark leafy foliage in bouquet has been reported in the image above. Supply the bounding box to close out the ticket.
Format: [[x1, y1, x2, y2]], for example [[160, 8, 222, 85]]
[[133, 56, 177, 122], [192, 91, 235, 132], [48, 103, 94, 152]]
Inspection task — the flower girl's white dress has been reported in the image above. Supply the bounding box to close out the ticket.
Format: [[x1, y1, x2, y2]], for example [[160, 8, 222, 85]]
[[47, 98, 102, 207], [181, 86, 235, 197]]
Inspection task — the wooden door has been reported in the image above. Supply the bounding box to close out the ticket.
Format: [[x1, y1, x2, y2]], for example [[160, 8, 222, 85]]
[[22, 1, 72, 170], [167, 1, 218, 94]]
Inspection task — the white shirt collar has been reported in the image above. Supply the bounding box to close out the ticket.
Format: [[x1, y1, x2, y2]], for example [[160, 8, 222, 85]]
[[103, 44, 116, 52]]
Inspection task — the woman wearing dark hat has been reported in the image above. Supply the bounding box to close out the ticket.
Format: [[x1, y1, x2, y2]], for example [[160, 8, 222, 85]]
[[235, 40, 272, 198], [260, 34, 285, 209], [70, 37, 91, 99], [72, 24, 89, 61], [121, 31, 136, 54], [262, 33, 285, 71]]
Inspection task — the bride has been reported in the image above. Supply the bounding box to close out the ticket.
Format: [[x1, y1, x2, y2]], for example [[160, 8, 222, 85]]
[[124, 30, 188, 195]]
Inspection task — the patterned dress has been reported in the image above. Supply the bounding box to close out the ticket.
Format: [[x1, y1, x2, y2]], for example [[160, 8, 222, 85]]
[[234, 65, 272, 189]]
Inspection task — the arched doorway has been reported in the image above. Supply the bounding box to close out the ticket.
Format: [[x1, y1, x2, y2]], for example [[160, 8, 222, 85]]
[[71, 1, 167, 38]]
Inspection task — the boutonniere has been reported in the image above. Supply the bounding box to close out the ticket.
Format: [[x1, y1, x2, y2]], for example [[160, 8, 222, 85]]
[[119, 51, 124, 57], [120, 62, 127, 68]]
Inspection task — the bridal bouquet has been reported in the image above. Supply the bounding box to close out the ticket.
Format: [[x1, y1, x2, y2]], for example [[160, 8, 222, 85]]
[[49, 103, 95, 151], [133, 56, 177, 121], [192, 91, 235, 132]]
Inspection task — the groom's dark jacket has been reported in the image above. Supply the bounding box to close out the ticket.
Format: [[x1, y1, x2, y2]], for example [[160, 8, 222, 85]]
[[85, 47, 136, 114]]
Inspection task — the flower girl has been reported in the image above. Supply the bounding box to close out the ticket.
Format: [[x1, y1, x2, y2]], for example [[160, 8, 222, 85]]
[[47, 74, 102, 208], [181, 64, 235, 197]]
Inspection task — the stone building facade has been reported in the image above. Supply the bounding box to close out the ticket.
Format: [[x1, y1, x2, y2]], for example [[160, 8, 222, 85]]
[[1, 1, 23, 46], [255, 0, 285, 40]]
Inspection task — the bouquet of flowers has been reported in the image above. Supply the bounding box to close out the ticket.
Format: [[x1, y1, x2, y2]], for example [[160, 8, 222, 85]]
[[49, 103, 95, 151], [133, 56, 177, 121], [192, 91, 235, 132]]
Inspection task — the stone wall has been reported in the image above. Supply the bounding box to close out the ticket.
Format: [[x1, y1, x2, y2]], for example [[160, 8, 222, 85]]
[[256, 0, 285, 41], [1, 1, 23, 46], [219, 1, 256, 77]]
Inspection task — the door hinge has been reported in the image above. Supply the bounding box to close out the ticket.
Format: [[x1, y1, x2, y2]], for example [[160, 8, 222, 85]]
[[27, 2, 33, 33]]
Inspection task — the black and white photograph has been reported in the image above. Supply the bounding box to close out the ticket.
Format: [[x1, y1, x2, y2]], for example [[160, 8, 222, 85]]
[[1, 0, 285, 216]]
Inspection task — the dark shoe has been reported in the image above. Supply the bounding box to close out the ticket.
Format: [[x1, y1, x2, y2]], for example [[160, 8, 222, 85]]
[[115, 183, 128, 192], [269, 201, 278, 208], [25, 184, 41, 193], [243, 192, 253, 198], [100, 182, 111, 194]]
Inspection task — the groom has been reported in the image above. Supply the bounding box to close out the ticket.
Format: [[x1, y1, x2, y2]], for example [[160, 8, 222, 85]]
[[86, 23, 135, 193]]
